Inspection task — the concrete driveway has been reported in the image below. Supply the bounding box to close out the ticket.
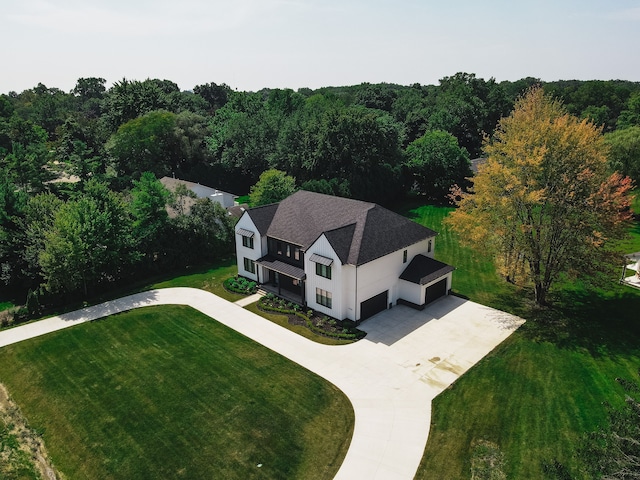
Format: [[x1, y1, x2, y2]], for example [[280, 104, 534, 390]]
[[0, 289, 524, 480]]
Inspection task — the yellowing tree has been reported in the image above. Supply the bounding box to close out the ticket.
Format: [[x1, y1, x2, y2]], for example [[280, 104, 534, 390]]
[[446, 87, 633, 305]]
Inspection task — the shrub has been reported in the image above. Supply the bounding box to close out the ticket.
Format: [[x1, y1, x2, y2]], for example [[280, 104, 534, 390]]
[[223, 276, 258, 295], [257, 297, 366, 341], [25, 289, 41, 317]]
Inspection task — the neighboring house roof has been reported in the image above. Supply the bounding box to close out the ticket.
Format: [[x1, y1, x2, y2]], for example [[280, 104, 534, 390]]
[[470, 158, 487, 174], [244, 191, 438, 266], [159, 176, 237, 199], [399, 254, 455, 285], [159, 176, 238, 216], [227, 204, 249, 218]]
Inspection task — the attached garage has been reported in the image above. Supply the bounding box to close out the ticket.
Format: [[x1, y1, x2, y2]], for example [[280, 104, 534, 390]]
[[399, 254, 455, 309], [425, 277, 448, 305], [360, 290, 388, 321]]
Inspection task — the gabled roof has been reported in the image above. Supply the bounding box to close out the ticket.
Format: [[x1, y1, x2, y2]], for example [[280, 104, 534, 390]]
[[400, 254, 455, 285], [245, 191, 437, 266], [245, 203, 278, 235]]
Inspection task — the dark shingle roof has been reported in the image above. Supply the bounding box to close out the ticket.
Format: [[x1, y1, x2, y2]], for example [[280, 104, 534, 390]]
[[399, 254, 455, 285], [246, 203, 279, 235], [247, 191, 437, 266]]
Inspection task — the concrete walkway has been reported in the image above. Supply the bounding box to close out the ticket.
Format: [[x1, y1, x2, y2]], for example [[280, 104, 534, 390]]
[[0, 288, 524, 479], [233, 291, 264, 307]]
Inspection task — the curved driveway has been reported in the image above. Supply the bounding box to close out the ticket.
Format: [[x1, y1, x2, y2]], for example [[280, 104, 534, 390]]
[[0, 288, 524, 479]]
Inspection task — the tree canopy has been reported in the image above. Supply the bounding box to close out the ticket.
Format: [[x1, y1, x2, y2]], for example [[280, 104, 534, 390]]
[[446, 87, 634, 305], [404, 130, 471, 199], [249, 169, 296, 206]]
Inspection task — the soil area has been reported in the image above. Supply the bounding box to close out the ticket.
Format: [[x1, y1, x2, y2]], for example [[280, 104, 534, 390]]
[[0, 383, 61, 480]]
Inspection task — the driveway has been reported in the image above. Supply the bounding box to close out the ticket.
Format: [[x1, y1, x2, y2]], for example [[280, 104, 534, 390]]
[[0, 289, 524, 480]]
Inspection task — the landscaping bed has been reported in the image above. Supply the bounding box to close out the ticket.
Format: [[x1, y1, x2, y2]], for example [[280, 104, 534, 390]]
[[258, 294, 366, 342], [223, 275, 257, 295]]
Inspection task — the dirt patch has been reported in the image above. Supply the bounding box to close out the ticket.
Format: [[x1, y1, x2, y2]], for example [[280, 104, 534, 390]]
[[0, 383, 61, 480]]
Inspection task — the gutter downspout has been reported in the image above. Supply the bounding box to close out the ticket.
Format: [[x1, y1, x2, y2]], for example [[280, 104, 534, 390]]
[[355, 264, 359, 325]]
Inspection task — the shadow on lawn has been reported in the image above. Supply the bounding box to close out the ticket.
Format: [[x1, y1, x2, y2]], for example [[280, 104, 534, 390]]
[[511, 286, 640, 358]]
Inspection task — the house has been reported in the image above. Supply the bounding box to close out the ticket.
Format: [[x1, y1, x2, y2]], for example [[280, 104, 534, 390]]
[[159, 176, 238, 215], [235, 191, 455, 322]]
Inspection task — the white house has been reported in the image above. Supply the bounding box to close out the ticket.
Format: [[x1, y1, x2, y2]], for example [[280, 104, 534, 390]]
[[235, 191, 454, 322]]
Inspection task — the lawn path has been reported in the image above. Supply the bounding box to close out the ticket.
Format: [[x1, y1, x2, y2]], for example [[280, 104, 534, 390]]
[[0, 288, 523, 480]]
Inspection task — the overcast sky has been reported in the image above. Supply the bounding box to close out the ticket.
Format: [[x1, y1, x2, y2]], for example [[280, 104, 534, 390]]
[[2, 0, 639, 93]]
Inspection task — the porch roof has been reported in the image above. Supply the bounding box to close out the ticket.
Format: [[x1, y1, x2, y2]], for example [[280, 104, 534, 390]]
[[257, 256, 306, 280], [400, 254, 455, 285]]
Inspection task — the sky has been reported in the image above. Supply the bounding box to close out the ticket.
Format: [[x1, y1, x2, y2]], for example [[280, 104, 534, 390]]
[[1, 0, 640, 94]]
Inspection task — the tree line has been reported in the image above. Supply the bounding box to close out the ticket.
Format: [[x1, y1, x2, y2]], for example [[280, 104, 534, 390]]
[[1, 74, 640, 305]]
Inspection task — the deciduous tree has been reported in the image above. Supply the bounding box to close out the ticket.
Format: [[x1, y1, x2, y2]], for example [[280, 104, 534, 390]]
[[446, 87, 633, 305], [605, 126, 640, 185], [405, 130, 471, 199], [39, 181, 135, 296], [249, 169, 296, 206]]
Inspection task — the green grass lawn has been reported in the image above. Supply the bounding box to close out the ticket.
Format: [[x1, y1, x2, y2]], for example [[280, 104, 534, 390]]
[[147, 256, 243, 301], [402, 199, 640, 479], [0, 306, 354, 480]]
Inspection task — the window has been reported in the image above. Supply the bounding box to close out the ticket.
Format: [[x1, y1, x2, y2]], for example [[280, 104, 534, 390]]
[[277, 242, 283, 255], [243, 257, 256, 274], [242, 235, 254, 249], [294, 248, 300, 261], [316, 288, 332, 308], [286, 245, 291, 257], [316, 262, 332, 279], [403, 249, 408, 263], [428, 240, 432, 253]]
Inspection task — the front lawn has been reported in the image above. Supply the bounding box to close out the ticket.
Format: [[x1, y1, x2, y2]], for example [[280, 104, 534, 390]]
[[404, 201, 640, 479], [0, 306, 354, 480]]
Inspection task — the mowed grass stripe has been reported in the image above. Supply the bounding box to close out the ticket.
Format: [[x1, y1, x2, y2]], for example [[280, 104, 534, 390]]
[[0, 305, 353, 480], [406, 201, 640, 478]]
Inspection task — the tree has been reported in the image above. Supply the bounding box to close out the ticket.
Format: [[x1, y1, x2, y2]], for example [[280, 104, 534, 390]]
[[0, 178, 27, 286], [249, 169, 296, 206], [446, 87, 634, 305], [129, 172, 170, 255], [405, 130, 471, 199], [20, 193, 63, 284], [106, 110, 177, 180], [168, 198, 236, 264], [193, 82, 232, 113], [605, 126, 640, 185], [618, 93, 640, 129], [39, 181, 135, 296], [579, 375, 640, 479]]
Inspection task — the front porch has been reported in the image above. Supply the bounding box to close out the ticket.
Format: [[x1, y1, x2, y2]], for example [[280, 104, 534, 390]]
[[256, 255, 306, 306], [259, 283, 304, 306]]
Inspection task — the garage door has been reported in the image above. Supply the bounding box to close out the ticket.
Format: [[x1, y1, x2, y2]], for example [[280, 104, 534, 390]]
[[360, 290, 388, 321], [425, 278, 447, 305]]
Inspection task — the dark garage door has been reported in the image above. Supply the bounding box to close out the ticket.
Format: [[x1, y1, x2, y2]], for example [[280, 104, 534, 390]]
[[425, 278, 447, 305], [360, 290, 388, 321]]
